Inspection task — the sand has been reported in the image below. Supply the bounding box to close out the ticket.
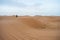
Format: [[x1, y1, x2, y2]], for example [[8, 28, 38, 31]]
[[0, 16, 60, 40]]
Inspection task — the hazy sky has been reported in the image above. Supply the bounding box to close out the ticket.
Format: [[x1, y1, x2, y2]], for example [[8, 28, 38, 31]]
[[0, 0, 60, 16]]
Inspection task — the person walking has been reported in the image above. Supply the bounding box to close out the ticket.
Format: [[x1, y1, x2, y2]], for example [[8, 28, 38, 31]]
[[16, 15, 18, 18]]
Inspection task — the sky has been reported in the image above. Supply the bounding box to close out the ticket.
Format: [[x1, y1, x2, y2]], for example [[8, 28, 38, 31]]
[[0, 0, 60, 16]]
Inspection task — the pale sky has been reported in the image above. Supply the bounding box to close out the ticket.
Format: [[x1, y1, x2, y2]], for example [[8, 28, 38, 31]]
[[0, 0, 60, 16]]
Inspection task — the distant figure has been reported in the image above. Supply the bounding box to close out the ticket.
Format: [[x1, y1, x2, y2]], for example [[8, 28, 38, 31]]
[[16, 15, 18, 18]]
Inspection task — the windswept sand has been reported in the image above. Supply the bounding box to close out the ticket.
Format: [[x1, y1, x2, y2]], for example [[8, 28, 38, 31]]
[[0, 16, 60, 40]]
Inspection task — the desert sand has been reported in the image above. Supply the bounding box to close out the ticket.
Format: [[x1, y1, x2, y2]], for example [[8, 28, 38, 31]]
[[0, 16, 60, 40]]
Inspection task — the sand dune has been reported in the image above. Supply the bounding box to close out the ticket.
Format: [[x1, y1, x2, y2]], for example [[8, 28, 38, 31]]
[[0, 16, 60, 40]]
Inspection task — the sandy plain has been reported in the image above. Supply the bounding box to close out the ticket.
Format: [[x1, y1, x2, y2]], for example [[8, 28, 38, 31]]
[[0, 16, 60, 40]]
